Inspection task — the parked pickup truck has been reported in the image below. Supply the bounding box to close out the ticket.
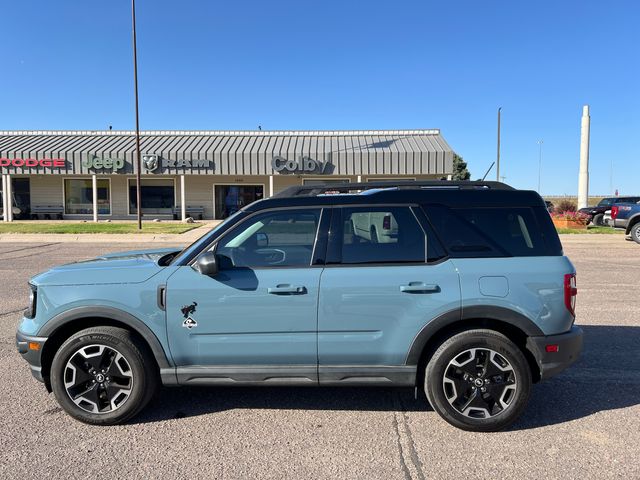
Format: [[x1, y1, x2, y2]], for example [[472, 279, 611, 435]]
[[579, 197, 640, 226], [611, 202, 640, 244]]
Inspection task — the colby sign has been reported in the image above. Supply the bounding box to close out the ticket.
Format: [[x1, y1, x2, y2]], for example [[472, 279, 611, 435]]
[[271, 155, 328, 174]]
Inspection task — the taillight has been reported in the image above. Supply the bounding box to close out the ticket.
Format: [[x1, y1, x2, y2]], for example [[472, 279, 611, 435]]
[[564, 273, 577, 317], [382, 214, 391, 230], [611, 206, 619, 219]]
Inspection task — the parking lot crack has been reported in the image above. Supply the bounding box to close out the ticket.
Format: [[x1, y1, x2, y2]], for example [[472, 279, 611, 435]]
[[392, 391, 426, 480]]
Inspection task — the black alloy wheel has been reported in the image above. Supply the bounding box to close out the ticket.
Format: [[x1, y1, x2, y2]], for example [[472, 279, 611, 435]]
[[425, 329, 532, 432]]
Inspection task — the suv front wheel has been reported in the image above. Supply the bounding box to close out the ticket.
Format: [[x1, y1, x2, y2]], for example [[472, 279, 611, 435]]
[[425, 329, 532, 432], [50, 326, 158, 425]]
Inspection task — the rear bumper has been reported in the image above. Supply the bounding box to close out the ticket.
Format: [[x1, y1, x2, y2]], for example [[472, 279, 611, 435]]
[[16, 330, 47, 383], [526, 326, 583, 380], [613, 218, 629, 229]]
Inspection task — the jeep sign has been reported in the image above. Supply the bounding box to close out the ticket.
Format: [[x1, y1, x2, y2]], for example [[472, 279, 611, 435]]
[[271, 155, 327, 174], [83, 154, 125, 172]]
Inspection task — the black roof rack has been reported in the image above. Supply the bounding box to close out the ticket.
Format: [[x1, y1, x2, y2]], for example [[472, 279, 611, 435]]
[[274, 180, 514, 198]]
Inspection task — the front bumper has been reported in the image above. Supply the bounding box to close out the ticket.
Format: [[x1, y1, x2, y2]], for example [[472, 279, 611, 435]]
[[526, 326, 583, 380], [16, 330, 48, 383]]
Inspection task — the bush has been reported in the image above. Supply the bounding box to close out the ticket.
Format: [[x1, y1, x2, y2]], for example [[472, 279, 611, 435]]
[[551, 211, 589, 225], [555, 199, 577, 214]]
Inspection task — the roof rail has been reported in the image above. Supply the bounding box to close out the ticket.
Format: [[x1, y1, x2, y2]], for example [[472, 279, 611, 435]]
[[273, 180, 514, 198]]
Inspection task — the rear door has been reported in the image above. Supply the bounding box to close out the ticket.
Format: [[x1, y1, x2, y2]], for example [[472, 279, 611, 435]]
[[317, 205, 461, 385]]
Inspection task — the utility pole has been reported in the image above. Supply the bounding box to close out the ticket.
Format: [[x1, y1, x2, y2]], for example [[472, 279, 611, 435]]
[[537, 140, 543, 193], [132, 0, 142, 230], [496, 107, 501, 181]]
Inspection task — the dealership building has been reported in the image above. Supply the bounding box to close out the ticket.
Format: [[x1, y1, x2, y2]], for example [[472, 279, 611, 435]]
[[0, 130, 454, 221]]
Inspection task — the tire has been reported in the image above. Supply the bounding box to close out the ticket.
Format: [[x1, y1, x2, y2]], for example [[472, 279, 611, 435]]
[[592, 213, 604, 226], [50, 326, 159, 425], [424, 329, 532, 432], [370, 226, 379, 243], [630, 223, 640, 245]]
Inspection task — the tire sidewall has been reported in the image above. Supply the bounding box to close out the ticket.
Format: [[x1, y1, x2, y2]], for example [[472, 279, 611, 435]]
[[631, 224, 640, 244], [592, 213, 604, 226], [425, 330, 532, 432], [50, 330, 149, 425]]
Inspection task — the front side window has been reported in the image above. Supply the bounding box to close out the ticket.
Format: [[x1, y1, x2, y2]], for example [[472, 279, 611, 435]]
[[64, 179, 110, 215], [338, 206, 426, 264], [216, 209, 321, 268]]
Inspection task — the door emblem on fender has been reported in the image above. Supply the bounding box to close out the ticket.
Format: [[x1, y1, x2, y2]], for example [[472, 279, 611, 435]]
[[180, 302, 198, 329]]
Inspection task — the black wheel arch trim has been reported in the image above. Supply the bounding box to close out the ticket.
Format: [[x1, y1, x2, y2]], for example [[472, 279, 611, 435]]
[[625, 213, 640, 234], [39, 306, 172, 370], [404, 305, 544, 365]]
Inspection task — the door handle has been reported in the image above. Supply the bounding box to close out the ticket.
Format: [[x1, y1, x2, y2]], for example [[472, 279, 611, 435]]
[[400, 282, 440, 293], [268, 284, 307, 295]]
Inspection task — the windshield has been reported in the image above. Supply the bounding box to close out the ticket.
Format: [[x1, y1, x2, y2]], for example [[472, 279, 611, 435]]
[[597, 198, 614, 207], [169, 209, 247, 265]]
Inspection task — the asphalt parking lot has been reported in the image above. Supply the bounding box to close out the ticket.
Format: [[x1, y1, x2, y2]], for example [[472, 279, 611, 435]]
[[1, 236, 638, 479]]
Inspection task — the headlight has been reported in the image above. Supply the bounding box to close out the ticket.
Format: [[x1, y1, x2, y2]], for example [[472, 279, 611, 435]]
[[24, 284, 37, 319]]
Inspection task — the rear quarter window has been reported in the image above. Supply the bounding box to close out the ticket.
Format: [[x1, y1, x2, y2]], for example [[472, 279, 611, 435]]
[[424, 205, 554, 257]]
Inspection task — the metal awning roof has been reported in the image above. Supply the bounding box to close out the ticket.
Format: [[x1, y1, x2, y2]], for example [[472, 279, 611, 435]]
[[0, 130, 454, 176]]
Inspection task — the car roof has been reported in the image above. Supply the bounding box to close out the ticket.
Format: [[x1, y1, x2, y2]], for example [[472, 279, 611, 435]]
[[245, 181, 546, 211]]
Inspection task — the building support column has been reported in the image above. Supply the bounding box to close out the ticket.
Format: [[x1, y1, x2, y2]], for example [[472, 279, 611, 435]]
[[180, 174, 186, 221], [356, 175, 362, 183], [92, 174, 98, 222], [269, 175, 274, 197], [1, 175, 7, 222], [6, 174, 13, 222]]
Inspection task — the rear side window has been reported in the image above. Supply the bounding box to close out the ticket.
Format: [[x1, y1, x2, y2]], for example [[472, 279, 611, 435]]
[[335, 206, 426, 264], [424, 205, 550, 257]]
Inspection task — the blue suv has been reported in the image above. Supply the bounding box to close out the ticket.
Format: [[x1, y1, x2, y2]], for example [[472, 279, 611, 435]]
[[16, 181, 583, 431]]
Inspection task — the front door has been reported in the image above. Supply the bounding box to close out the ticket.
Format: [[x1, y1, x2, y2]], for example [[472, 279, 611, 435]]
[[317, 206, 461, 384], [165, 207, 327, 383], [214, 185, 264, 219]]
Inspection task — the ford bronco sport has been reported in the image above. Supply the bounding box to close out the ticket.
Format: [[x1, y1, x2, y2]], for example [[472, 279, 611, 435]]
[[16, 181, 583, 432]]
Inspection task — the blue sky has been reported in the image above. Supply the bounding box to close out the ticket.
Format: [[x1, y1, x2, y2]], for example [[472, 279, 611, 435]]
[[1, 1, 638, 195]]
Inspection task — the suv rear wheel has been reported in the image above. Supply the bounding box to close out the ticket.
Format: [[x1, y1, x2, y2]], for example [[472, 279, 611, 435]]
[[50, 326, 158, 425], [425, 329, 532, 432]]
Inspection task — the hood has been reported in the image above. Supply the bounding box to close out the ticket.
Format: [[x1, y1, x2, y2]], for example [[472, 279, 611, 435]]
[[31, 247, 181, 286]]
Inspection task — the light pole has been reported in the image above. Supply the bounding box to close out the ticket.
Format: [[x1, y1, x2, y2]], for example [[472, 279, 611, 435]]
[[131, 0, 142, 230], [496, 107, 501, 181], [537, 140, 543, 193]]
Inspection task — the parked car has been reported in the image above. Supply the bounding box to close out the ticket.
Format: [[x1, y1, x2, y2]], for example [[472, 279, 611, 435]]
[[611, 201, 640, 243], [16, 180, 583, 432], [578, 196, 640, 226]]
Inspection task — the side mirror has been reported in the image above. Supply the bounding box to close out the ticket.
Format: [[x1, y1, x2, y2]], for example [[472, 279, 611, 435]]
[[256, 232, 269, 248], [193, 251, 219, 276]]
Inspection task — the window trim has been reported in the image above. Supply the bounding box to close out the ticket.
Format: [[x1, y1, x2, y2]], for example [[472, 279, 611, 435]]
[[191, 206, 328, 270], [62, 176, 112, 216], [326, 204, 430, 267]]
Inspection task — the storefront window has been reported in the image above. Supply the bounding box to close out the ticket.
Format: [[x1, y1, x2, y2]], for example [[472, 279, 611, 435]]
[[64, 179, 110, 215], [129, 179, 175, 215]]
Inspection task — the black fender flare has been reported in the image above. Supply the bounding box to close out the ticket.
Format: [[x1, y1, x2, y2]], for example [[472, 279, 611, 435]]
[[404, 305, 544, 365], [625, 213, 640, 234], [39, 306, 172, 369]]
